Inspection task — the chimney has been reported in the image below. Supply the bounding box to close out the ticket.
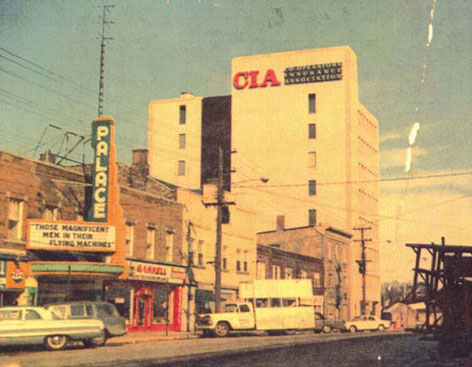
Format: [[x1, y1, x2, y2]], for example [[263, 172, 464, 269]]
[[132, 149, 149, 176], [276, 215, 285, 231]]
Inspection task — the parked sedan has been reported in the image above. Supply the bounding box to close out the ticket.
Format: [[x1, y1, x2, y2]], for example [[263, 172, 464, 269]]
[[344, 315, 391, 332], [0, 306, 105, 350]]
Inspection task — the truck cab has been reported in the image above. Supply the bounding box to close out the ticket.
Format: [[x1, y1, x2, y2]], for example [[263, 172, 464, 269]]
[[196, 302, 256, 337]]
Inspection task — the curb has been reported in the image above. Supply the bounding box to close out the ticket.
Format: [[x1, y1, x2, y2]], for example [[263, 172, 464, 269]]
[[107, 334, 200, 345]]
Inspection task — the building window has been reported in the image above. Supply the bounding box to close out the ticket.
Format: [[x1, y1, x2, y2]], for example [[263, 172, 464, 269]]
[[125, 221, 135, 257], [309, 209, 317, 226], [146, 226, 156, 259], [285, 267, 293, 279], [236, 260, 241, 272], [309, 180, 317, 196], [300, 269, 308, 279], [308, 151, 317, 167], [179, 133, 186, 149], [222, 246, 227, 270], [272, 265, 281, 279], [243, 261, 248, 273], [165, 229, 174, 262], [178, 160, 186, 176], [313, 272, 322, 287], [8, 198, 24, 240], [197, 240, 204, 266], [308, 123, 316, 139], [179, 105, 186, 124], [42, 205, 58, 220], [308, 93, 316, 114], [257, 261, 266, 279]]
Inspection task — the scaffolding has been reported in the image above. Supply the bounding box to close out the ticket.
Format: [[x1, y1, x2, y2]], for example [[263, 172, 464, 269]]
[[406, 237, 472, 350]]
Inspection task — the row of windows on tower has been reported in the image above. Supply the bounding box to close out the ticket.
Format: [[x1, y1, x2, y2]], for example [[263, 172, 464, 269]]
[[308, 94, 317, 227]]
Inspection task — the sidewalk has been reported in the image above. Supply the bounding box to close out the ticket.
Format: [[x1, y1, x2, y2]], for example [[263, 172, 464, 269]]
[[107, 330, 201, 345]]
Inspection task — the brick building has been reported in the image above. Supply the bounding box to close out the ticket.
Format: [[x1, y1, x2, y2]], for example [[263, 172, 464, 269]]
[[256, 244, 324, 312], [0, 148, 189, 332], [257, 215, 352, 320]]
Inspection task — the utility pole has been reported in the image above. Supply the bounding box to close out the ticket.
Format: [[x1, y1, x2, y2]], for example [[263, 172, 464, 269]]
[[353, 226, 371, 315], [97, 4, 114, 117], [203, 147, 235, 312], [186, 221, 196, 332]]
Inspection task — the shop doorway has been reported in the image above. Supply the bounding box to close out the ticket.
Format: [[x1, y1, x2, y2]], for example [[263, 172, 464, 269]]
[[133, 287, 153, 329]]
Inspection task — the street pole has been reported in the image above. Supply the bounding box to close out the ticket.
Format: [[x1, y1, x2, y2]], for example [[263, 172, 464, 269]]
[[354, 226, 371, 315], [186, 221, 194, 332], [215, 147, 223, 313]]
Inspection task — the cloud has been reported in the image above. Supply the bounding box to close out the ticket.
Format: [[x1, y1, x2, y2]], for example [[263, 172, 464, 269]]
[[379, 131, 403, 144], [380, 147, 427, 169]]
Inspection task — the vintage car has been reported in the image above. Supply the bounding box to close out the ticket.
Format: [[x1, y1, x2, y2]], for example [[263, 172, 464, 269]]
[[0, 306, 105, 350], [344, 315, 391, 333], [46, 301, 127, 346], [314, 312, 345, 333]]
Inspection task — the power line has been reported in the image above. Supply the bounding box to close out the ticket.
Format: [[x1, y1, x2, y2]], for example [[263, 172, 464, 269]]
[[237, 170, 472, 188]]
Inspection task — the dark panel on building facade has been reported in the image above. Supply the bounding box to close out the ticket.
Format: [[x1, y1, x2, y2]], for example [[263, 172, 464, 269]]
[[201, 96, 231, 191]]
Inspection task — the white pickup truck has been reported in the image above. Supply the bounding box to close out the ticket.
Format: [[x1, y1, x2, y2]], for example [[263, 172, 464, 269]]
[[196, 279, 315, 337]]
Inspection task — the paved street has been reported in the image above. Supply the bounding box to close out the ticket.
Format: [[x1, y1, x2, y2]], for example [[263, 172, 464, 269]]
[[1, 332, 469, 367]]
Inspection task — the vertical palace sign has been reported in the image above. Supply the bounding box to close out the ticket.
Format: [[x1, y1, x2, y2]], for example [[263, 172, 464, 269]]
[[89, 119, 111, 222]]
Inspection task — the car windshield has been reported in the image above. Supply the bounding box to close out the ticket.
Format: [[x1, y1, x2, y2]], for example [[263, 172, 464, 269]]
[[224, 304, 238, 313], [352, 316, 362, 321]]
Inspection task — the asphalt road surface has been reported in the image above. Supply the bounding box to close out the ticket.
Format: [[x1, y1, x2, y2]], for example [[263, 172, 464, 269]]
[[0, 332, 469, 367]]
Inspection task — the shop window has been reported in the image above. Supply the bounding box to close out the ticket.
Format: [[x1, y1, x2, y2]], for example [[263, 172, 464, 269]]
[[309, 123, 316, 139], [309, 180, 317, 196], [146, 226, 156, 260], [309, 209, 317, 226], [308, 151, 317, 167], [165, 229, 174, 262], [179, 105, 186, 124], [197, 240, 204, 266], [8, 198, 24, 240], [178, 160, 186, 176], [308, 93, 316, 113], [42, 205, 58, 220], [179, 134, 186, 149], [272, 265, 281, 279], [285, 267, 293, 279], [256, 261, 266, 279], [125, 221, 135, 257]]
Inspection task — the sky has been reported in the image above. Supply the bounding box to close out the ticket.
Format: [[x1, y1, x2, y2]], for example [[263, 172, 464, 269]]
[[1, 0, 471, 283]]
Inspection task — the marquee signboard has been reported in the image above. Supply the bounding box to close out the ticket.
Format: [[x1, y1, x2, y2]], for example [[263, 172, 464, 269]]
[[89, 119, 112, 222], [129, 260, 186, 285], [27, 220, 116, 252]]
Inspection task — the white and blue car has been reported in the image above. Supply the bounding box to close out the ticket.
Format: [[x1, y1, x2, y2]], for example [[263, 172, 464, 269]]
[[0, 306, 105, 350]]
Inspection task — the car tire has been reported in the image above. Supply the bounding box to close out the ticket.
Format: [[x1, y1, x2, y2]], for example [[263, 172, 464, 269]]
[[378, 324, 385, 332], [44, 335, 68, 350], [84, 331, 107, 347], [349, 326, 357, 333], [214, 322, 230, 337], [322, 325, 332, 334]]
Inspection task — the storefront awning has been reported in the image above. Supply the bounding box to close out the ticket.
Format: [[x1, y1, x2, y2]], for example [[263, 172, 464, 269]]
[[30, 262, 124, 277]]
